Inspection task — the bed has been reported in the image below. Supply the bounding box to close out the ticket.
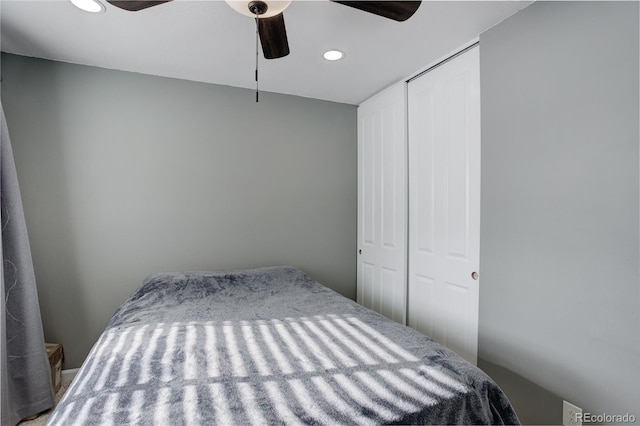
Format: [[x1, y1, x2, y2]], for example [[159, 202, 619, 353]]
[[48, 266, 519, 425]]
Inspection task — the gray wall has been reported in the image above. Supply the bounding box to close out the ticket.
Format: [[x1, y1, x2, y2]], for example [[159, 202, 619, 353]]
[[479, 2, 639, 424], [0, 53, 357, 368]]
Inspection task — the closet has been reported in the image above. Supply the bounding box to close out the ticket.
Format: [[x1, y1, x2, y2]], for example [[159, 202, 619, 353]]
[[357, 45, 480, 365]]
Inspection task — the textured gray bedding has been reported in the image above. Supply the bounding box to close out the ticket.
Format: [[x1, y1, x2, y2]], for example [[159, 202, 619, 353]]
[[48, 266, 519, 425]]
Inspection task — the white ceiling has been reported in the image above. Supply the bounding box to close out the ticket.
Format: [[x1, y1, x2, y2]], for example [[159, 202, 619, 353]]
[[1, 0, 531, 104]]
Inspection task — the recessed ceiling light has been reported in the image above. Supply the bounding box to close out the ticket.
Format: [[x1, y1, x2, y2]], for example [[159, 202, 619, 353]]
[[71, 0, 105, 13], [323, 50, 345, 61]]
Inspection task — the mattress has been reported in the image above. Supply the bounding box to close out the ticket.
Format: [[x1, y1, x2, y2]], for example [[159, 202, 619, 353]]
[[48, 266, 519, 425]]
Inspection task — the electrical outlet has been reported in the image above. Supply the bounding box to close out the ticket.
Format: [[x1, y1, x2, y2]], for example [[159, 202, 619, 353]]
[[563, 400, 583, 426]]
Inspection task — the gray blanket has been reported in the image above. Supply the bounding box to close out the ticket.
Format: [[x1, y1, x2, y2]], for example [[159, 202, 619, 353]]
[[48, 266, 519, 425]]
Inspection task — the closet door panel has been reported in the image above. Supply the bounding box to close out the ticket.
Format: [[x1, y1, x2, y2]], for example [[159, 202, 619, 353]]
[[444, 74, 474, 261], [407, 81, 440, 340], [407, 274, 436, 338], [361, 114, 377, 248], [381, 104, 400, 250], [357, 83, 407, 325], [408, 46, 480, 365], [413, 87, 437, 256]]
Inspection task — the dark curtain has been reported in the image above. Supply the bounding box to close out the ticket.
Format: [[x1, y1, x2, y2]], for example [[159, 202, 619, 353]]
[[0, 102, 54, 425]]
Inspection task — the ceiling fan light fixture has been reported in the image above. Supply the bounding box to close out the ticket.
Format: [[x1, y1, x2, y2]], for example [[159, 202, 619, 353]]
[[323, 50, 345, 61], [225, 0, 292, 19], [71, 0, 105, 13]]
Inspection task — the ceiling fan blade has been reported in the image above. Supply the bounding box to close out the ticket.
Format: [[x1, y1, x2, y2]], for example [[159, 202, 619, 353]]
[[331, 1, 421, 22], [106, 1, 172, 12], [258, 13, 290, 59]]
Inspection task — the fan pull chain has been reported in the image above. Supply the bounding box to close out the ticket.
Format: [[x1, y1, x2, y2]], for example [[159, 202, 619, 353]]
[[254, 16, 259, 103]]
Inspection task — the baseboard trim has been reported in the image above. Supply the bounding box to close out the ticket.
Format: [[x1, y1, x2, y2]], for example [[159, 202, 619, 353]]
[[61, 368, 79, 385]]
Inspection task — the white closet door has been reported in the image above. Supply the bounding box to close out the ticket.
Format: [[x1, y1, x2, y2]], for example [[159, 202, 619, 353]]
[[407, 46, 480, 365], [357, 83, 407, 324]]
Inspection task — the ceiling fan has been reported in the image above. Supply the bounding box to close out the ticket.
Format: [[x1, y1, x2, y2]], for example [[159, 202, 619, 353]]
[[105, 1, 422, 59]]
